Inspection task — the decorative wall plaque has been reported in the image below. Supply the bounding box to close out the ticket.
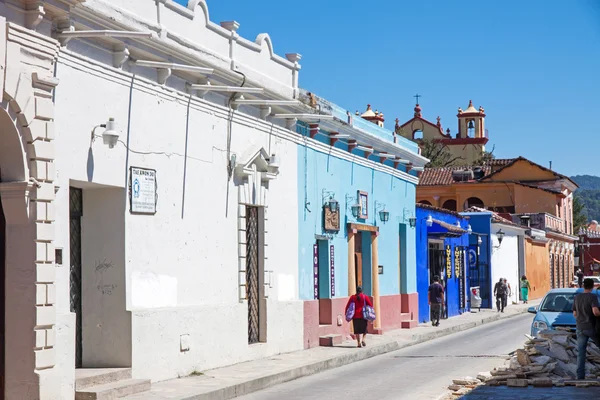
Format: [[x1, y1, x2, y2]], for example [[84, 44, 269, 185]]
[[323, 206, 340, 232]]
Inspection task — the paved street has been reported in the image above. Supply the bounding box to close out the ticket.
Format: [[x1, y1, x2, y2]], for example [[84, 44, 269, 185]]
[[237, 313, 532, 400]]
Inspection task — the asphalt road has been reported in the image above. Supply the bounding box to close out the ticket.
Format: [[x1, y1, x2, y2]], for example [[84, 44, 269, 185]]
[[236, 313, 533, 400]]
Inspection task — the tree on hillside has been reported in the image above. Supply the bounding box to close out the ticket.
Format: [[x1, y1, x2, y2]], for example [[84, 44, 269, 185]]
[[571, 175, 600, 191], [419, 138, 463, 167], [573, 195, 588, 232]]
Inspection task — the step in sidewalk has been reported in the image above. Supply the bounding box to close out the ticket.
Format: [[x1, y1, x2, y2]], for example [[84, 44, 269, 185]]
[[123, 301, 539, 400]]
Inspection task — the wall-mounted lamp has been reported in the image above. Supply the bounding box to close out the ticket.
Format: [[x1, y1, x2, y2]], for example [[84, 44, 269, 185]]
[[267, 154, 280, 173], [496, 229, 505, 246], [378, 265, 384, 274], [408, 217, 417, 228], [375, 201, 390, 223], [345, 194, 361, 218], [228, 154, 237, 179], [477, 236, 483, 246], [322, 189, 339, 213], [426, 215, 433, 227], [91, 118, 119, 149], [467, 225, 473, 235], [455, 221, 461, 228]]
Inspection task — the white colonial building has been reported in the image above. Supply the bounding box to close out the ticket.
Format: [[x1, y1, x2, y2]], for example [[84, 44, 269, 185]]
[[0, 1, 320, 398]]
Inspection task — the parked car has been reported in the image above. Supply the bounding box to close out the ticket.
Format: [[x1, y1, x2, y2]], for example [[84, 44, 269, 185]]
[[528, 288, 600, 337], [569, 276, 600, 288]]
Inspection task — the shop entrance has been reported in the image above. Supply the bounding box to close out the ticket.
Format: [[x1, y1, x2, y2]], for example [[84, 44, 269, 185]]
[[428, 240, 446, 318]]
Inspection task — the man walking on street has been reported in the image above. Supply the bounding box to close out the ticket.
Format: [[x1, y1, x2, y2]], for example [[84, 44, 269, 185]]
[[503, 278, 512, 310], [573, 278, 600, 380], [577, 269, 585, 288], [494, 278, 507, 312], [428, 275, 444, 327]]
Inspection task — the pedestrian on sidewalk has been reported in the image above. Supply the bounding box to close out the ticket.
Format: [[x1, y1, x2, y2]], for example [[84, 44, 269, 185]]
[[494, 278, 507, 312], [428, 275, 444, 327], [344, 286, 373, 348], [503, 278, 512, 308], [573, 278, 600, 380], [520, 275, 531, 304], [577, 269, 585, 288]]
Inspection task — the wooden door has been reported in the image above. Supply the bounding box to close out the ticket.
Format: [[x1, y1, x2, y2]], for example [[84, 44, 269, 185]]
[[354, 232, 363, 289]]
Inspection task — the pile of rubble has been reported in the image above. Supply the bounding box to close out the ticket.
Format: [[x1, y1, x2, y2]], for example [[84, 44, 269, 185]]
[[447, 328, 600, 396]]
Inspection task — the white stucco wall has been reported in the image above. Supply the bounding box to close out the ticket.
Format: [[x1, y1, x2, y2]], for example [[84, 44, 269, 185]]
[[490, 228, 522, 305], [52, 48, 302, 381]]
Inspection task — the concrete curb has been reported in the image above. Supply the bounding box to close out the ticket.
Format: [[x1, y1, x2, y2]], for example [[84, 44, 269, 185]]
[[180, 308, 532, 400]]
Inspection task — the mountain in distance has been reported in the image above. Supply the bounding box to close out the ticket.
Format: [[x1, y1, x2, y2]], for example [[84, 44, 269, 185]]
[[571, 175, 600, 222]]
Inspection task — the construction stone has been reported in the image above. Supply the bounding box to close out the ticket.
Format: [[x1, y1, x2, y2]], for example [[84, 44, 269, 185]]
[[506, 378, 528, 387]]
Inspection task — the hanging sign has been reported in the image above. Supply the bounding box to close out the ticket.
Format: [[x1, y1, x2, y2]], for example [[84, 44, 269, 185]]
[[330, 245, 335, 296], [454, 246, 461, 278], [459, 249, 466, 309], [445, 245, 452, 279], [130, 167, 157, 214], [313, 244, 319, 299]]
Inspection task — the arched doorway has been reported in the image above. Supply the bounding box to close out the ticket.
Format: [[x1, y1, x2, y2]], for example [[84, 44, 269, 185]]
[[0, 101, 38, 400], [418, 200, 432, 206], [0, 102, 28, 400], [466, 197, 485, 209], [442, 199, 457, 212]]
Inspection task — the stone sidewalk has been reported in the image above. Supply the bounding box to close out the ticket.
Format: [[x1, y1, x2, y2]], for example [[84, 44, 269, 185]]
[[124, 301, 540, 400]]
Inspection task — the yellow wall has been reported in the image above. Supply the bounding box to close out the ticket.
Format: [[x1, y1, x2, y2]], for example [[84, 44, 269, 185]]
[[398, 120, 484, 166], [446, 143, 485, 166], [485, 160, 556, 182], [398, 120, 444, 141], [418, 183, 517, 211], [525, 239, 550, 300]]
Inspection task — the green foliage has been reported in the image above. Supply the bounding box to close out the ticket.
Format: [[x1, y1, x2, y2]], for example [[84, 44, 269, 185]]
[[419, 138, 463, 167], [473, 145, 496, 166], [572, 196, 588, 231], [571, 175, 600, 223]]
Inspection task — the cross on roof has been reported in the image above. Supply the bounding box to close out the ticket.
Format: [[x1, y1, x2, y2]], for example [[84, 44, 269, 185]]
[[414, 94, 421, 105]]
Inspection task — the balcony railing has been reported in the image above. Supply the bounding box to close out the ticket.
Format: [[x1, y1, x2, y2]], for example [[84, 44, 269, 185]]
[[512, 213, 567, 234], [545, 214, 565, 232]]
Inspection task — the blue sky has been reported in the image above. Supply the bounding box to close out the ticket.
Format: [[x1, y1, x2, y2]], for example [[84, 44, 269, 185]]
[[176, 1, 600, 177]]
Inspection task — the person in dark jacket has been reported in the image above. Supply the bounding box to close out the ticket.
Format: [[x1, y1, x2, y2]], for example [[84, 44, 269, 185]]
[[577, 269, 585, 288], [494, 278, 508, 312], [572, 278, 600, 379], [428, 275, 444, 327], [345, 286, 373, 348]]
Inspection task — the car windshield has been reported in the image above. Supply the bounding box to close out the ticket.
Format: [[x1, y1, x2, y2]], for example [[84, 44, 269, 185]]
[[539, 293, 575, 312]]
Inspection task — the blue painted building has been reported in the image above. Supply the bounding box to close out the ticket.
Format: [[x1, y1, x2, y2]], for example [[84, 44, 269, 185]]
[[296, 98, 428, 348], [415, 204, 471, 323], [460, 211, 494, 309]]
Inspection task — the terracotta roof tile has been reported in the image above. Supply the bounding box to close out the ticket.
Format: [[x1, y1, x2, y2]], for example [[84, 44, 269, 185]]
[[419, 165, 492, 186]]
